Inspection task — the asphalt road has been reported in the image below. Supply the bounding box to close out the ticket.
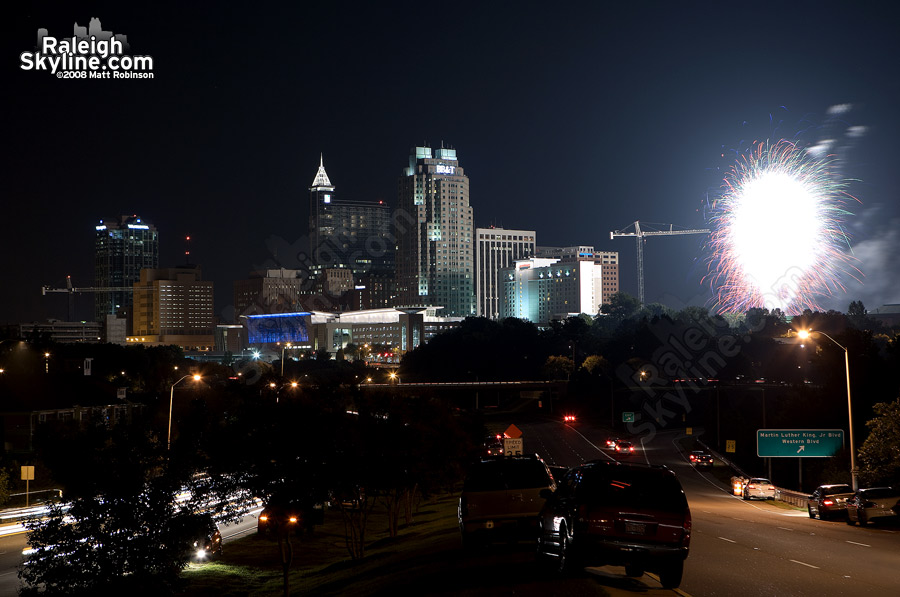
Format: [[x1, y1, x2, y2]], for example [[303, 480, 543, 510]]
[[507, 415, 900, 596], [2, 416, 897, 596]]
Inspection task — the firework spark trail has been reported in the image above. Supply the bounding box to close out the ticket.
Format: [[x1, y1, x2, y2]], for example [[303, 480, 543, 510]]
[[705, 139, 861, 315]]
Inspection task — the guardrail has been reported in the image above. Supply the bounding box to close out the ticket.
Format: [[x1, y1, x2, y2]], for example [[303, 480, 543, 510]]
[[697, 439, 807, 507], [774, 488, 809, 508]]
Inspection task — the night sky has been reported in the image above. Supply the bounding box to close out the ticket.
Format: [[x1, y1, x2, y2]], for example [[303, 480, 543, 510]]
[[5, 2, 899, 325]]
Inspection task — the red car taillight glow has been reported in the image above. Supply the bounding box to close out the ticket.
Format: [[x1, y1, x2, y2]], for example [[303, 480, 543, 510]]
[[823, 499, 834, 506]]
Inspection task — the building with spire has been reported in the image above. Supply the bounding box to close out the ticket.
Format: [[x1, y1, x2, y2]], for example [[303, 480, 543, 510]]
[[307, 155, 395, 303], [395, 146, 475, 317]]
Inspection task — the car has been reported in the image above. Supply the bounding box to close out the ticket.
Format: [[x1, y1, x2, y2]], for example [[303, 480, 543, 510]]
[[563, 414, 577, 423], [742, 478, 776, 500], [689, 451, 713, 469], [807, 484, 854, 520], [458, 454, 556, 549], [258, 499, 325, 535], [536, 460, 691, 589], [614, 441, 635, 457], [483, 435, 504, 456], [191, 517, 223, 561], [604, 437, 620, 449], [845, 487, 900, 526]]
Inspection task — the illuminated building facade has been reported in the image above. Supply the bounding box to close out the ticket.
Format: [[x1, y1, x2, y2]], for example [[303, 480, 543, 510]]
[[308, 155, 394, 280], [396, 146, 475, 317], [94, 215, 158, 322], [499, 257, 604, 325], [129, 266, 214, 350], [476, 228, 536, 319], [536, 245, 619, 305]]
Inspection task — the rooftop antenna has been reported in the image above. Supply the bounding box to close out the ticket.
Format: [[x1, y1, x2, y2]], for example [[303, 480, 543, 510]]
[[185, 236, 191, 265]]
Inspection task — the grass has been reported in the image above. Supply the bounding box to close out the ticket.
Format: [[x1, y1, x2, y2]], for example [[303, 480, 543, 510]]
[[178, 493, 461, 596]]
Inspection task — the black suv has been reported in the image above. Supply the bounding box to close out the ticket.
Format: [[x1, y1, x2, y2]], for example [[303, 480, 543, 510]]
[[536, 461, 691, 589]]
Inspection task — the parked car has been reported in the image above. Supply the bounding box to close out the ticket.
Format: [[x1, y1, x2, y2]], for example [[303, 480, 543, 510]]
[[258, 499, 325, 535], [742, 478, 775, 500], [689, 451, 713, 469], [807, 484, 854, 520], [845, 487, 900, 526], [536, 460, 691, 589], [458, 454, 556, 549]]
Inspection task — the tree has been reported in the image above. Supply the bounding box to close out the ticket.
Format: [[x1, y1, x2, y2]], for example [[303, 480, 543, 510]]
[[19, 420, 202, 596], [0, 467, 10, 507], [542, 355, 575, 380], [848, 300, 869, 330], [599, 292, 641, 323], [581, 354, 609, 375], [858, 397, 900, 486]]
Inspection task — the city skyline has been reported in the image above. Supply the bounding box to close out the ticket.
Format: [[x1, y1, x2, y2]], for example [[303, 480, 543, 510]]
[[5, 3, 899, 324]]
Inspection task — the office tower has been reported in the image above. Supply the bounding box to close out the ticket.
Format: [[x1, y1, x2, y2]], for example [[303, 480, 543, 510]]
[[308, 155, 394, 281], [395, 146, 475, 317], [130, 265, 214, 350], [595, 250, 620, 305], [234, 269, 305, 318], [475, 227, 536, 319], [94, 215, 159, 322]]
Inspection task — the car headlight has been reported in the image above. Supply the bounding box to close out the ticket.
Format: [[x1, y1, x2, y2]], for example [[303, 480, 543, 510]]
[[195, 548, 207, 559]]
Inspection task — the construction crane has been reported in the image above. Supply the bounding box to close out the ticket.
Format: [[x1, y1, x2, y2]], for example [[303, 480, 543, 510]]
[[41, 275, 148, 321], [610, 221, 711, 306]]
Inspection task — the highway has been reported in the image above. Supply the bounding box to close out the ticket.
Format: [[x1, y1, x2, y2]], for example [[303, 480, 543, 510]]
[[512, 416, 900, 596], [1, 416, 897, 596]]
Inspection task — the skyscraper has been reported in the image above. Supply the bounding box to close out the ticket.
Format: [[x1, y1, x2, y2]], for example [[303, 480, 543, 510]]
[[130, 265, 214, 350], [476, 227, 536, 319], [94, 215, 158, 322], [308, 155, 394, 280], [395, 146, 475, 317]]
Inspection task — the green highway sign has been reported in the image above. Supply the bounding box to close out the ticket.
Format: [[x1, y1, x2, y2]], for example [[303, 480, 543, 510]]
[[757, 429, 844, 458], [622, 412, 635, 423]]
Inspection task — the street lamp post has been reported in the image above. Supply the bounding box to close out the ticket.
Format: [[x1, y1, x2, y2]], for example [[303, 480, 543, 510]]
[[168, 374, 201, 451], [280, 343, 293, 377], [798, 329, 858, 490]]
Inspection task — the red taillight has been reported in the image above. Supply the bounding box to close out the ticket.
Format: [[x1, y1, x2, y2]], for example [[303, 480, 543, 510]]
[[748, 484, 756, 489], [629, 447, 634, 452], [823, 499, 834, 506], [259, 515, 268, 522]]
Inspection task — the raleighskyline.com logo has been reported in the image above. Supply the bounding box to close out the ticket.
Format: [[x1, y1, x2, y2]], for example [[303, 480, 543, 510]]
[[20, 18, 154, 79]]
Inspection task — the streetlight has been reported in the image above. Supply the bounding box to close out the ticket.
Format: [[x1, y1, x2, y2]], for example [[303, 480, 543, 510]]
[[797, 329, 858, 490], [168, 374, 201, 451], [44, 352, 50, 374], [389, 371, 400, 384], [281, 343, 295, 376]]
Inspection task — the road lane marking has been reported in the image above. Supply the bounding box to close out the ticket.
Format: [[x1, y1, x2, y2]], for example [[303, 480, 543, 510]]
[[789, 559, 819, 569], [845, 540, 870, 547], [717, 537, 736, 543]]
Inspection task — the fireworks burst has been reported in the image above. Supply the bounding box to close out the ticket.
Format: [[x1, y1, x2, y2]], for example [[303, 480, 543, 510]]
[[705, 139, 860, 315]]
